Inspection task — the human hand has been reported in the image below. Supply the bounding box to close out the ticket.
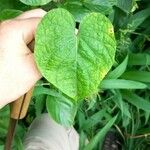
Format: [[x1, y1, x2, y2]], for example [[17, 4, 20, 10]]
[[0, 9, 46, 109]]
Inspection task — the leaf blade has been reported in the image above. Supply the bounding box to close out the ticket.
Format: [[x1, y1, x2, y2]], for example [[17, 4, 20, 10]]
[[100, 79, 147, 89], [20, 0, 52, 6], [84, 115, 118, 150], [121, 91, 150, 112], [35, 8, 116, 100], [46, 94, 77, 127], [106, 55, 128, 79]]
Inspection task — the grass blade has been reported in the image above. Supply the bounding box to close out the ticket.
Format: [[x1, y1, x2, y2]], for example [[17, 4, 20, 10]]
[[128, 53, 150, 66], [82, 109, 106, 131], [121, 71, 150, 83], [106, 55, 128, 79], [100, 79, 147, 89], [122, 91, 150, 112], [84, 115, 118, 150], [113, 90, 131, 118]]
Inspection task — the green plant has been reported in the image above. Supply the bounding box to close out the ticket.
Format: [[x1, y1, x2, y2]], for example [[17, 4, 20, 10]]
[[35, 8, 116, 126], [0, 0, 150, 150]]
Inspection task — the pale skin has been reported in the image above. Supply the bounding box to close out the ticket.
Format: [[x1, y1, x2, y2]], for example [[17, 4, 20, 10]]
[[0, 9, 46, 109]]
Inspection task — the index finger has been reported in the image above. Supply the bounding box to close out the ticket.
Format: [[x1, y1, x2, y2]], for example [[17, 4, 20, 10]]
[[16, 9, 46, 19]]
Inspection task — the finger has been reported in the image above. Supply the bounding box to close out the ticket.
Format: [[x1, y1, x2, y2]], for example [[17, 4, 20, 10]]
[[14, 17, 41, 44], [0, 17, 41, 54], [16, 9, 46, 19], [20, 17, 41, 44]]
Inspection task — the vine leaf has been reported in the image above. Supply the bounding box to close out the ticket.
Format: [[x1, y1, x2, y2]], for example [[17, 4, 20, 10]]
[[35, 8, 116, 101]]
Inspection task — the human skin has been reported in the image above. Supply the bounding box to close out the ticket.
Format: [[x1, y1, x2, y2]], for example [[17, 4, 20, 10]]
[[0, 9, 46, 109]]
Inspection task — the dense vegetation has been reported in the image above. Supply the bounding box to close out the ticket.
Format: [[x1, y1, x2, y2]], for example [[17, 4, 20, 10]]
[[0, 0, 150, 150]]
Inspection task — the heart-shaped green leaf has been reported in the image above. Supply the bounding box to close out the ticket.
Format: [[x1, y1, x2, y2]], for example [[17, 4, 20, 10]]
[[20, 0, 52, 6], [35, 8, 116, 100]]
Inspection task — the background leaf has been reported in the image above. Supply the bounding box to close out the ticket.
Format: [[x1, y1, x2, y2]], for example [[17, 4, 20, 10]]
[[0, 9, 22, 21], [121, 71, 150, 83], [46, 93, 77, 127], [122, 91, 150, 112], [83, 0, 117, 15], [100, 79, 147, 89], [0, 0, 30, 11], [116, 0, 133, 13], [106, 55, 128, 79], [20, 0, 52, 6], [84, 115, 118, 150], [0, 106, 10, 136], [127, 8, 150, 31], [0, 1, 150, 149], [128, 53, 150, 66], [60, 1, 91, 22], [113, 90, 131, 118]]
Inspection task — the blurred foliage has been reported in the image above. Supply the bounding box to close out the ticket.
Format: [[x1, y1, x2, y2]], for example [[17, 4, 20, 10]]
[[0, 0, 150, 149]]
